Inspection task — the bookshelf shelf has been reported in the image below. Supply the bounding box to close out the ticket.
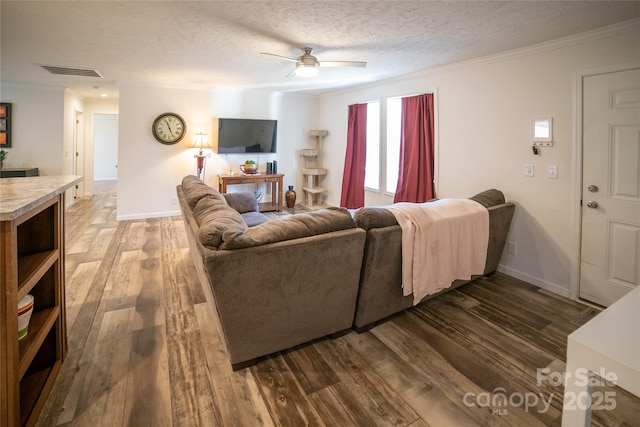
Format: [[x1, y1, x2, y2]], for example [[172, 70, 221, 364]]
[[1, 176, 80, 427]]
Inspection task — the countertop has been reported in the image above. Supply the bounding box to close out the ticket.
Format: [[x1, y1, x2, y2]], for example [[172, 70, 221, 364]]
[[0, 175, 82, 221]]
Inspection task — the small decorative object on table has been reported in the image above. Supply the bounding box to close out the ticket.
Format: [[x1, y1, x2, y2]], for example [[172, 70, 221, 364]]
[[285, 185, 297, 208], [240, 159, 258, 174]]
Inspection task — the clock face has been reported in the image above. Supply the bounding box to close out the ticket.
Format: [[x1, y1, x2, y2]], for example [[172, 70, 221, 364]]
[[152, 113, 186, 144]]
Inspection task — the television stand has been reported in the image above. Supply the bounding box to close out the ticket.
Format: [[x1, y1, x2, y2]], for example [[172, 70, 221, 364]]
[[218, 173, 284, 212]]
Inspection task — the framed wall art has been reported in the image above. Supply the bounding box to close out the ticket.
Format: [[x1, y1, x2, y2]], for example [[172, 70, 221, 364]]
[[0, 103, 12, 148]]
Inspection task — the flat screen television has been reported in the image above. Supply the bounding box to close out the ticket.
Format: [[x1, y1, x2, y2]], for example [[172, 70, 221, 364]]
[[212, 118, 277, 154]]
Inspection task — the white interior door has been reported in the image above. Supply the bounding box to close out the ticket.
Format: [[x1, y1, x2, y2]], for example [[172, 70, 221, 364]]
[[93, 114, 119, 181], [580, 67, 640, 307]]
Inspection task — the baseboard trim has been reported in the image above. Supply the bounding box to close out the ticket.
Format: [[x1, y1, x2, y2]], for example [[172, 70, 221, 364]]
[[116, 210, 181, 221], [497, 264, 570, 298]]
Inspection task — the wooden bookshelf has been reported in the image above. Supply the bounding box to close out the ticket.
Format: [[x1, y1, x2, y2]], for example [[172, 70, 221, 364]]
[[1, 176, 81, 427]]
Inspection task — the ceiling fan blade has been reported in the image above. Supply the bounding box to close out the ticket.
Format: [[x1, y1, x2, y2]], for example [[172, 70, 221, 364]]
[[260, 52, 299, 63], [319, 61, 367, 68]]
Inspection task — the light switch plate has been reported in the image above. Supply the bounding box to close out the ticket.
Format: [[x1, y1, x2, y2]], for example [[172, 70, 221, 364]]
[[547, 165, 558, 179], [525, 164, 534, 177]]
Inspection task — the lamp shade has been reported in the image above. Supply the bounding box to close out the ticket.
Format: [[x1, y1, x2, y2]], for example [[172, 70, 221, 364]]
[[192, 132, 210, 149]]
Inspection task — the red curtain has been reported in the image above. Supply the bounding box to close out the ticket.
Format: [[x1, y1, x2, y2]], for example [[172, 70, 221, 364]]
[[394, 94, 435, 203], [340, 103, 367, 208]]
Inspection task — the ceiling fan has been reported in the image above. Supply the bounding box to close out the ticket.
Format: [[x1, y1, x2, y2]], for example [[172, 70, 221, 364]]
[[260, 47, 366, 77]]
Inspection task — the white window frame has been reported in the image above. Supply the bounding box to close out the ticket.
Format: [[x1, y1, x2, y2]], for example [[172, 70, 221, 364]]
[[362, 89, 439, 197], [364, 99, 382, 192]]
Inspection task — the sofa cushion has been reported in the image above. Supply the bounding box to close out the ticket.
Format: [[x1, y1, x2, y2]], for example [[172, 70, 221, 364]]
[[220, 207, 355, 249], [182, 175, 218, 209], [242, 211, 271, 227], [194, 195, 248, 249], [223, 192, 259, 213]]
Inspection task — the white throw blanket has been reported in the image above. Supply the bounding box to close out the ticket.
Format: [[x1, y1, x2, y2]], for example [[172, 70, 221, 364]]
[[386, 199, 489, 305]]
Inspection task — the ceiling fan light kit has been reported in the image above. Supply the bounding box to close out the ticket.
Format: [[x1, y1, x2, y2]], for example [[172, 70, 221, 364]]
[[261, 46, 366, 78], [295, 63, 319, 77]]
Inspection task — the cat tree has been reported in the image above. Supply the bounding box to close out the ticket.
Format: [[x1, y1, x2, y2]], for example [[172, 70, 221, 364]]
[[301, 130, 328, 209]]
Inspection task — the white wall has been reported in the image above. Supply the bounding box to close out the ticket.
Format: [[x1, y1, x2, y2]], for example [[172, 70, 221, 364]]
[[116, 85, 316, 219], [272, 93, 319, 196], [318, 22, 640, 297], [0, 83, 65, 175]]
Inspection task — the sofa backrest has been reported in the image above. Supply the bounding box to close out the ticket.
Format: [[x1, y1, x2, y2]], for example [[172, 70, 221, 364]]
[[354, 188, 507, 230], [181, 175, 248, 249], [182, 175, 219, 209], [220, 207, 356, 249], [194, 194, 248, 249], [180, 175, 359, 251]]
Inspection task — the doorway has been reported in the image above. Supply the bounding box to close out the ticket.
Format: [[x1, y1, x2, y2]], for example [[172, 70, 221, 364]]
[[93, 113, 119, 194], [73, 110, 84, 198], [579, 66, 640, 306]]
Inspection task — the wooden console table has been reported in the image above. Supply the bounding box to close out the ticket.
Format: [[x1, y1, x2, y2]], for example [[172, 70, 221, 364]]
[[1, 175, 82, 427], [218, 173, 284, 212]]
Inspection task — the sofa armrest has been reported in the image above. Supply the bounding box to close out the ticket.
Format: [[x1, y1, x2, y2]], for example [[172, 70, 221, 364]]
[[223, 192, 259, 213], [484, 202, 515, 274], [354, 207, 398, 230]]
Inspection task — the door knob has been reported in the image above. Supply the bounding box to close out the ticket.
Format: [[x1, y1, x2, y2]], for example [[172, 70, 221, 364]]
[[588, 185, 599, 193], [587, 200, 599, 208]]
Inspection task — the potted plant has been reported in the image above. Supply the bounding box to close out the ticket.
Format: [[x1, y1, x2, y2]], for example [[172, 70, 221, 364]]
[[240, 159, 258, 174], [0, 149, 7, 171]]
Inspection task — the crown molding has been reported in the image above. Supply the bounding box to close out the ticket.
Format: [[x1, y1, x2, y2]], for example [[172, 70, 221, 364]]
[[323, 17, 640, 98], [425, 18, 640, 74]]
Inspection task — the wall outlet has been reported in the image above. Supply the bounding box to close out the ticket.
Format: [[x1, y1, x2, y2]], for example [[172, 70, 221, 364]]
[[547, 165, 558, 179], [508, 241, 517, 256], [525, 164, 534, 177]]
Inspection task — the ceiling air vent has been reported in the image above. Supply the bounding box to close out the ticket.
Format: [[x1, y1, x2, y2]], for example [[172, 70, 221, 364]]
[[40, 65, 102, 78]]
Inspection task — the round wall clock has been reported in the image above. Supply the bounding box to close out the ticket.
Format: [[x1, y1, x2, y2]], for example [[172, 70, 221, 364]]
[[152, 112, 186, 144]]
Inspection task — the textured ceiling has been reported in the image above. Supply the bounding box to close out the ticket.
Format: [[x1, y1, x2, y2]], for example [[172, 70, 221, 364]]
[[1, 1, 639, 99]]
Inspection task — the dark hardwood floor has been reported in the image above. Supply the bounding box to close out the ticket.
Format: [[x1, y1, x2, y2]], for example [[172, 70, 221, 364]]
[[34, 192, 639, 426]]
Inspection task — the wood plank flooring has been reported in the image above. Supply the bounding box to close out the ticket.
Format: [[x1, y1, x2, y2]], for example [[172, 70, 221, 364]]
[[34, 192, 639, 426]]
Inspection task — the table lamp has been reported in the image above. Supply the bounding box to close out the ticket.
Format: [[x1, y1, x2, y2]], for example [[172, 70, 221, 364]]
[[192, 132, 211, 179]]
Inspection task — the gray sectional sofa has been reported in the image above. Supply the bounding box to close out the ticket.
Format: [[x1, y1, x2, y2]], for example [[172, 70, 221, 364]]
[[177, 175, 366, 370], [352, 189, 515, 330], [177, 176, 515, 369]]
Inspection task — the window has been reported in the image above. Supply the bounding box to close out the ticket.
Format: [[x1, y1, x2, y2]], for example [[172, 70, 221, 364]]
[[364, 97, 401, 193], [386, 97, 402, 194], [364, 101, 380, 190], [364, 92, 435, 200]]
